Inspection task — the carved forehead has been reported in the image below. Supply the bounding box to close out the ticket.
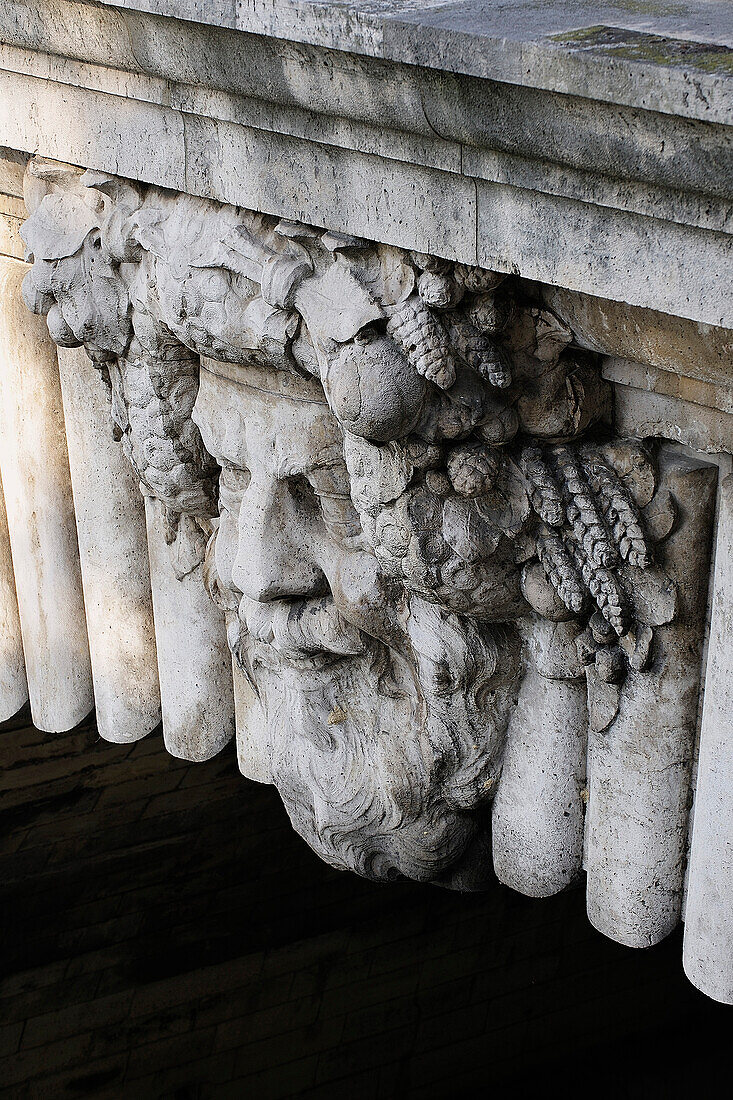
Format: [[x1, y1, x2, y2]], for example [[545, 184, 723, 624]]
[[194, 364, 343, 473]]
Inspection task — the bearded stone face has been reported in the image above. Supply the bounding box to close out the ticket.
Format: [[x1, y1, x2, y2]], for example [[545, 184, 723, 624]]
[[192, 360, 520, 886]]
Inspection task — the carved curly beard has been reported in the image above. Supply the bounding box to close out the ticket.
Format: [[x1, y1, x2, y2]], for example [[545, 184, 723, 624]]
[[226, 590, 519, 884]]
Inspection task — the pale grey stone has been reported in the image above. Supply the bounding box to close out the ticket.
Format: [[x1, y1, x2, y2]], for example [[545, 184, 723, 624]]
[[0, 198, 24, 260], [544, 288, 733, 388], [182, 114, 477, 263], [477, 181, 733, 328], [0, 470, 28, 721], [233, 657, 271, 783], [56, 345, 162, 744], [684, 475, 733, 1004], [18, 165, 714, 897], [0, 69, 187, 192], [2, 3, 730, 323], [492, 624, 588, 898], [0, 0, 730, 996], [86, 0, 733, 122], [144, 496, 235, 762], [0, 145, 26, 198], [585, 454, 717, 948], [0, 256, 93, 732], [613, 386, 733, 454], [602, 358, 733, 418]]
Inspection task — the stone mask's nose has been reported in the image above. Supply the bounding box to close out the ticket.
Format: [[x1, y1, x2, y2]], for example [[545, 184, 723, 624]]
[[231, 473, 329, 603]]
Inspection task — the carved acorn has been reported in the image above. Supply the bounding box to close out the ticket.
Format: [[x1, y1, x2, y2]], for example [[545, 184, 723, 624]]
[[448, 317, 512, 389]]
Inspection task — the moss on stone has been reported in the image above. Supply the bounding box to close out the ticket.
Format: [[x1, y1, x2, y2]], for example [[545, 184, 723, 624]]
[[550, 25, 733, 77]]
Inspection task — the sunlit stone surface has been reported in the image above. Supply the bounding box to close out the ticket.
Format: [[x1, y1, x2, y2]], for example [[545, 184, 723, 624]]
[[0, 257, 93, 732], [57, 344, 162, 744]]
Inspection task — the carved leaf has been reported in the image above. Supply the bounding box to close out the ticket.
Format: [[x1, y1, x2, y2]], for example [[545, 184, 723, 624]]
[[643, 489, 677, 542], [586, 667, 621, 733], [619, 564, 677, 626], [533, 309, 573, 362], [618, 624, 654, 671], [350, 244, 415, 308], [475, 457, 530, 538], [22, 193, 98, 260], [442, 497, 502, 563], [295, 258, 385, 344]]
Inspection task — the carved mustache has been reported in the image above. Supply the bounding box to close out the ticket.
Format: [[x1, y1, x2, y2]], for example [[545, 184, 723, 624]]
[[239, 594, 367, 660]]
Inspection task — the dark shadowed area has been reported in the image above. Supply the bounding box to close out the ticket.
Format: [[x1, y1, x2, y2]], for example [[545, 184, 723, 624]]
[[0, 708, 727, 1099]]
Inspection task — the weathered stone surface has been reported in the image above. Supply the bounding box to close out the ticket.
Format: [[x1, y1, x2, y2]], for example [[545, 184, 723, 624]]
[[56, 345, 161, 744], [602, 359, 733, 417], [0, 0, 731, 1003], [0, 193, 24, 259], [544, 288, 733, 387], [683, 475, 733, 1004], [0, 257, 93, 731], [585, 454, 717, 948], [1, 1, 730, 322], [17, 165, 715, 898], [0, 469, 27, 720], [91, 1, 733, 123], [492, 626, 588, 898], [144, 496, 235, 763], [613, 385, 733, 455], [477, 182, 732, 328]]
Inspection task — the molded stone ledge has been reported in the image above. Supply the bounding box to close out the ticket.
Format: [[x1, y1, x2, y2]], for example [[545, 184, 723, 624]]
[[2, 2, 732, 326], [90, 0, 733, 123]]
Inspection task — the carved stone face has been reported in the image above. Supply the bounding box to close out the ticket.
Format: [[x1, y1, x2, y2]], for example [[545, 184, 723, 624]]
[[193, 360, 519, 885]]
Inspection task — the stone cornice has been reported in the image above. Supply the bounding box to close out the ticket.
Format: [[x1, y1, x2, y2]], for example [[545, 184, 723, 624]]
[[1, 0, 732, 326], [88, 0, 733, 123]]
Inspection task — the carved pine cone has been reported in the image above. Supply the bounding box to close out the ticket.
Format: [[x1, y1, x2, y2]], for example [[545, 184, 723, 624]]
[[447, 445, 500, 497], [465, 292, 512, 336], [448, 317, 512, 389], [386, 296, 457, 389]]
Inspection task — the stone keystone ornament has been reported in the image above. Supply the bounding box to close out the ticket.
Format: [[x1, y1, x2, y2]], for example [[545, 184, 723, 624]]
[[21, 160, 708, 895]]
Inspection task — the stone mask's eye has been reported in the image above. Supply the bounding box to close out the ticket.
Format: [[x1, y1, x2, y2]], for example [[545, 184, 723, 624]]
[[303, 465, 362, 543], [218, 465, 251, 511], [288, 475, 318, 509], [307, 464, 352, 500]]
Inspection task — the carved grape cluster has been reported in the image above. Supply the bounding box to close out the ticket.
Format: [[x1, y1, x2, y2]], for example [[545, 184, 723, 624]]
[[345, 435, 527, 619]]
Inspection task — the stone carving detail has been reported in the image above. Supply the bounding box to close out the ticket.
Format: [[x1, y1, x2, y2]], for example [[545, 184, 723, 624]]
[[21, 163, 688, 886]]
